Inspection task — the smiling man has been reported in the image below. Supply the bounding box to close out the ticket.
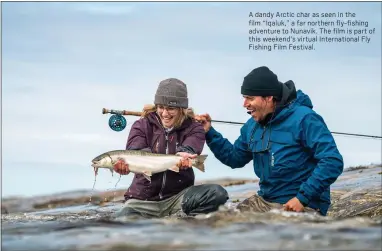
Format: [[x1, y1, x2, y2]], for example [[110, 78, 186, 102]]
[[195, 66, 344, 216]]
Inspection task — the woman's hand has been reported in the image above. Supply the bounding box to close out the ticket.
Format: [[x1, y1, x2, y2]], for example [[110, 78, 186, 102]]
[[176, 152, 197, 169], [113, 158, 130, 175]]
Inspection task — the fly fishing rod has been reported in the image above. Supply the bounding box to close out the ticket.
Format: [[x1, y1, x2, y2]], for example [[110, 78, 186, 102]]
[[102, 108, 382, 139]]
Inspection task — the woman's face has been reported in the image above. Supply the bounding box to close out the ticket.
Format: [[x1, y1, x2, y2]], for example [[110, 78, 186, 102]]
[[156, 105, 180, 128]]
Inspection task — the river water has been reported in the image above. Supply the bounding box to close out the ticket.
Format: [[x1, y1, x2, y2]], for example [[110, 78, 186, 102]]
[[2, 166, 382, 251]]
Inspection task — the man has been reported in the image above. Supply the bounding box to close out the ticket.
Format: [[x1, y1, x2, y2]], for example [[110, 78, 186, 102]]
[[195, 66, 344, 216], [113, 78, 228, 218]]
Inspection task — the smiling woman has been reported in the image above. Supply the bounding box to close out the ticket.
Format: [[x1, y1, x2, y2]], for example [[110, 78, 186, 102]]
[[156, 105, 187, 129], [153, 79, 189, 129], [111, 78, 229, 218]]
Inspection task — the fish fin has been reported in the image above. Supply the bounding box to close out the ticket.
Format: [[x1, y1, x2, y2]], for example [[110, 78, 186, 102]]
[[168, 165, 180, 173], [143, 170, 152, 176], [192, 154, 208, 172], [142, 173, 151, 182]]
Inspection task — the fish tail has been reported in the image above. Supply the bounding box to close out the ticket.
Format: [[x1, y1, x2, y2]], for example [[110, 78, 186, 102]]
[[192, 154, 207, 172]]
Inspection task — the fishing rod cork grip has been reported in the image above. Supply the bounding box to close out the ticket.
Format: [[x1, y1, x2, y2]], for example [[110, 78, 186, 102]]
[[102, 108, 142, 116], [123, 111, 142, 116]]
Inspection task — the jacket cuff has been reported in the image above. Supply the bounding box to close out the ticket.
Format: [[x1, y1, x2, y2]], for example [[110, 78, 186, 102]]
[[205, 126, 218, 142], [296, 192, 309, 207], [176, 145, 197, 154]]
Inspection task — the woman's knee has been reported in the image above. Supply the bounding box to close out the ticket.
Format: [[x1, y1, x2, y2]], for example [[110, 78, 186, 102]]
[[182, 184, 228, 206], [181, 184, 229, 215], [207, 184, 229, 204]]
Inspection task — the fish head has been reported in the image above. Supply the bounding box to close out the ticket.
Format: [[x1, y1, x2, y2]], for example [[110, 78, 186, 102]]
[[91, 153, 115, 175], [91, 160, 101, 168], [92, 157, 113, 168]]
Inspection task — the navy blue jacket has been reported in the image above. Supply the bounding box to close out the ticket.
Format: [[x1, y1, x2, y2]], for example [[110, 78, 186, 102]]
[[206, 87, 343, 215]]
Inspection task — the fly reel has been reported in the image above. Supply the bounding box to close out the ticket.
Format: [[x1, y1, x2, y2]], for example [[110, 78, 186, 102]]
[[108, 114, 127, 132], [102, 108, 143, 132]]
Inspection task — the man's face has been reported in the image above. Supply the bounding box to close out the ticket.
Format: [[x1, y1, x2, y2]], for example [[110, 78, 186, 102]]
[[157, 105, 180, 128], [243, 95, 274, 122]]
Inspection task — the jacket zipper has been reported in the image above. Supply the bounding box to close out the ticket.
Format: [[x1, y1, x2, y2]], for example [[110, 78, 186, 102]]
[[261, 126, 267, 148], [261, 125, 267, 181], [158, 131, 169, 199]]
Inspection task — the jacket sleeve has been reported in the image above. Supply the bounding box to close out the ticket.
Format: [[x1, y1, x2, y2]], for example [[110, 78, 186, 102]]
[[296, 113, 344, 206], [176, 122, 206, 155], [205, 124, 253, 169], [125, 119, 152, 153]]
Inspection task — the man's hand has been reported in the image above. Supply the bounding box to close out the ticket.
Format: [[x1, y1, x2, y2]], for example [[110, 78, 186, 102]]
[[194, 113, 212, 133], [176, 152, 197, 170], [283, 197, 305, 212], [113, 158, 130, 175]]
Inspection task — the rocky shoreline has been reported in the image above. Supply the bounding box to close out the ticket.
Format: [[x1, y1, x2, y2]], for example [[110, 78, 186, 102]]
[[2, 164, 381, 218], [1, 178, 259, 214]]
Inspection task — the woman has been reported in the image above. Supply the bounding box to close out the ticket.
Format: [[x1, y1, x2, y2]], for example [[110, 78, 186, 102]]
[[113, 78, 229, 218]]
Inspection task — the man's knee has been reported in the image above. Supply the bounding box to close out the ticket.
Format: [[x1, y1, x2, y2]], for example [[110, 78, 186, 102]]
[[236, 194, 278, 213]]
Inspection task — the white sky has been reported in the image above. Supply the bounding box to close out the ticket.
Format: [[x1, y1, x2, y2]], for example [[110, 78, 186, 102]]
[[2, 1, 381, 197]]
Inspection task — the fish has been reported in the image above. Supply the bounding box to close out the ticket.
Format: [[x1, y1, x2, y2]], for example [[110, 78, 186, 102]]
[[91, 150, 207, 181]]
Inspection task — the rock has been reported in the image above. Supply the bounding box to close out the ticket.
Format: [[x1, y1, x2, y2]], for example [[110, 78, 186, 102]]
[[0, 178, 258, 214], [227, 164, 382, 219], [2, 205, 9, 214], [328, 188, 382, 218], [195, 178, 258, 187], [2, 165, 381, 218], [327, 164, 381, 218]]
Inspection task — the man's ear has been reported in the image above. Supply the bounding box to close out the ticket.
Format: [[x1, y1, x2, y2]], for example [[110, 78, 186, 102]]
[[265, 96, 274, 102]]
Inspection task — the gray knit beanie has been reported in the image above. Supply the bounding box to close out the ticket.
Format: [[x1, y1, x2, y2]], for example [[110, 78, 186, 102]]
[[154, 78, 188, 108]]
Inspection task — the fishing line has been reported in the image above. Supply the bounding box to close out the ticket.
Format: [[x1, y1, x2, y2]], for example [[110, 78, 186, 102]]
[[102, 108, 382, 140], [213, 121, 381, 139]]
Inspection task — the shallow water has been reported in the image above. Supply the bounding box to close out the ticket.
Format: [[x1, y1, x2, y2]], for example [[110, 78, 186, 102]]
[[3, 206, 381, 251], [2, 166, 382, 251]]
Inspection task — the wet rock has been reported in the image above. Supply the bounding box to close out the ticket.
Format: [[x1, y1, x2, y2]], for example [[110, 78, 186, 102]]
[[2, 206, 9, 214], [78, 243, 204, 251], [346, 165, 372, 172], [328, 187, 382, 218], [227, 164, 382, 219], [327, 164, 382, 218], [2, 165, 381, 218], [1, 190, 125, 214], [195, 178, 258, 187], [1, 178, 258, 214], [2, 166, 381, 251]]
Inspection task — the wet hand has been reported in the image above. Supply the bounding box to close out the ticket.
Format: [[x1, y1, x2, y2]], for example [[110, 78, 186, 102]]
[[176, 152, 197, 169], [113, 158, 130, 175], [283, 197, 305, 212], [194, 113, 212, 133]]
